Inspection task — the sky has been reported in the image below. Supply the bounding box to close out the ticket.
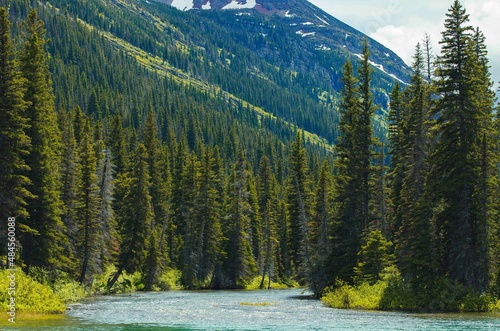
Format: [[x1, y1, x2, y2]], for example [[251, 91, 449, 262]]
[[308, 0, 500, 92]]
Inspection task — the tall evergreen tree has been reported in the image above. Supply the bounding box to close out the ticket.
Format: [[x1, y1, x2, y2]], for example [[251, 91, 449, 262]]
[[58, 109, 80, 275], [431, 0, 497, 291], [330, 44, 375, 286], [395, 44, 435, 287], [286, 132, 312, 281], [20, 9, 69, 270], [387, 83, 406, 234], [309, 160, 334, 294], [224, 149, 258, 288], [195, 146, 225, 287], [0, 7, 32, 257], [142, 111, 169, 290], [77, 117, 100, 284], [257, 155, 278, 289], [108, 143, 153, 289]]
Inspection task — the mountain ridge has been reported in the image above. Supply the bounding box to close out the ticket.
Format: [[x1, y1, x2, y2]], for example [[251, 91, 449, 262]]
[[155, 0, 411, 84]]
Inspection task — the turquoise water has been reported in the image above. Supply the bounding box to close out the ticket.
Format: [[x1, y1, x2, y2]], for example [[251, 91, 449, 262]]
[[2, 289, 500, 330]]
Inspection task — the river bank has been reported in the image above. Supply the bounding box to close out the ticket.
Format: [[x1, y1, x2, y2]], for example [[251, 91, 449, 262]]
[[4, 288, 500, 331]]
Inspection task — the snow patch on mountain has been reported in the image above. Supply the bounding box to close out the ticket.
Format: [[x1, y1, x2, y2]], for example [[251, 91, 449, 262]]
[[315, 14, 330, 26], [223, 0, 257, 10], [170, 0, 194, 11], [354, 54, 407, 85], [296, 30, 316, 37]]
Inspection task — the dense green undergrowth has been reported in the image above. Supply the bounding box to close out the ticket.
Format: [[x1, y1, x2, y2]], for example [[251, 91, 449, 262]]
[[0, 265, 185, 314], [322, 267, 500, 313]]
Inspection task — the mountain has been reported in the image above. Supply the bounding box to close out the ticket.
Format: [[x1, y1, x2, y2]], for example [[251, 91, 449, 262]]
[[162, 0, 411, 84], [2, 0, 411, 157]]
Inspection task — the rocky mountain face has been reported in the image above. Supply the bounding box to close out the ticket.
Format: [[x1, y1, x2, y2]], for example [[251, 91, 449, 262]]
[[160, 0, 411, 84]]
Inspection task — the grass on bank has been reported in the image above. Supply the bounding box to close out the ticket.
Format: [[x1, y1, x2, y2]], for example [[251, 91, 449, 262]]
[[321, 267, 500, 313], [245, 276, 299, 290], [0, 265, 184, 315], [0, 269, 66, 314]]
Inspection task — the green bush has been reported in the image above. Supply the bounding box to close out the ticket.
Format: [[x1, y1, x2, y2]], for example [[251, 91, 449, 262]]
[[0, 269, 66, 314], [53, 279, 86, 303], [322, 267, 500, 313], [244, 276, 296, 290], [322, 280, 387, 310], [91, 265, 143, 294], [156, 268, 183, 291]]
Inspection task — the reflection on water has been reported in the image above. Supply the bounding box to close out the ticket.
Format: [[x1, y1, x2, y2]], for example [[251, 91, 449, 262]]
[[2, 289, 500, 331]]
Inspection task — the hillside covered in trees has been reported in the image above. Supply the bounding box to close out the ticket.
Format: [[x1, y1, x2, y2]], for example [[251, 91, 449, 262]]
[[0, 0, 499, 312]]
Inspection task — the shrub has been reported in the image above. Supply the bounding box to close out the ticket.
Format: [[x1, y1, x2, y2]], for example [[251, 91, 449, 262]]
[[53, 279, 86, 303], [91, 265, 143, 294], [0, 269, 66, 314], [244, 276, 298, 290], [156, 268, 183, 291]]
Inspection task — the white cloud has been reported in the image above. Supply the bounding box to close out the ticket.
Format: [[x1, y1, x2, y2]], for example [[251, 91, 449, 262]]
[[308, 0, 500, 91]]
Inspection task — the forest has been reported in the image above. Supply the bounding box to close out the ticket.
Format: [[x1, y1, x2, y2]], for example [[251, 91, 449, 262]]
[[0, 0, 499, 312]]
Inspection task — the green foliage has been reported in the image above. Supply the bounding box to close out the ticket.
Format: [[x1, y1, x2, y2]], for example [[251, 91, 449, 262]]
[[322, 280, 388, 310], [156, 268, 183, 291], [354, 230, 395, 285], [323, 267, 500, 313], [91, 265, 143, 295], [244, 276, 294, 290], [0, 269, 65, 314], [53, 280, 86, 304]]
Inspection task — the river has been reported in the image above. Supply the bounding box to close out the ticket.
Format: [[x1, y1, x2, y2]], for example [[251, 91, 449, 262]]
[[2, 289, 500, 330]]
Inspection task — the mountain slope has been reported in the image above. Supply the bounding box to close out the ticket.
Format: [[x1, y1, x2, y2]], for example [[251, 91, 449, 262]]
[[162, 0, 411, 84], [3, 0, 411, 156]]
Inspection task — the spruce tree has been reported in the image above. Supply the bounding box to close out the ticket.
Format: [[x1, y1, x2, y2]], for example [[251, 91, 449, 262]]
[[0, 7, 32, 252], [108, 143, 153, 289], [330, 47, 375, 285], [286, 132, 312, 281], [195, 146, 225, 287], [431, 0, 497, 291], [309, 160, 334, 294], [257, 155, 278, 289], [58, 109, 80, 275], [142, 111, 169, 290], [387, 83, 406, 234], [225, 149, 257, 288], [20, 10, 69, 270], [395, 44, 435, 287], [77, 117, 100, 284]]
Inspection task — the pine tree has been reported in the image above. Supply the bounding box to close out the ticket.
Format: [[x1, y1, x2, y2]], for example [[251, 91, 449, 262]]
[[107, 114, 128, 176], [257, 155, 278, 289], [309, 160, 334, 294], [357, 39, 376, 228], [58, 109, 80, 274], [225, 149, 257, 288], [0, 7, 32, 257], [108, 143, 153, 289], [286, 132, 312, 281], [195, 146, 225, 287], [179, 152, 201, 289], [395, 44, 435, 287], [387, 83, 406, 234], [20, 10, 69, 270], [142, 111, 169, 290], [354, 230, 395, 285], [330, 47, 375, 285], [77, 117, 100, 284], [431, 0, 497, 291], [95, 145, 118, 271]]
